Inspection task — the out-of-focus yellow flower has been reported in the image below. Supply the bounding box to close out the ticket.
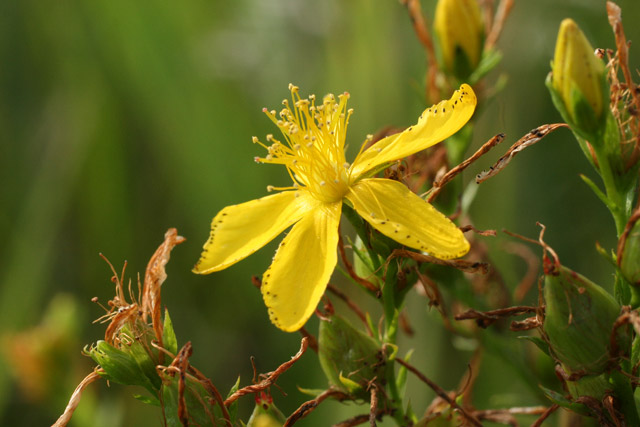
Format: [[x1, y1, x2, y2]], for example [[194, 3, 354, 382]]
[[194, 84, 476, 332], [550, 18, 607, 137], [434, 0, 484, 80]]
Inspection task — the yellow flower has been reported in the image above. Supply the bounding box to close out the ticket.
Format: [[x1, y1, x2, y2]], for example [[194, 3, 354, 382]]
[[194, 84, 476, 332]]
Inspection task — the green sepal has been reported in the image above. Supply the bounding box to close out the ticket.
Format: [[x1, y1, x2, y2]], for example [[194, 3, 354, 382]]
[[396, 349, 413, 397], [451, 44, 474, 82], [546, 73, 602, 146], [133, 394, 161, 406], [539, 385, 592, 416], [469, 48, 503, 85], [338, 372, 364, 395], [352, 235, 377, 283], [89, 340, 157, 394], [543, 265, 627, 375], [631, 336, 640, 370], [227, 376, 241, 422], [162, 309, 178, 356], [607, 369, 640, 425], [579, 174, 612, 211], [122, 326, 163, 391], [161, 370, 216, 427], [621, 218, 640, 286], [296, 386, 329, 397], [518, 335, 550, 357]]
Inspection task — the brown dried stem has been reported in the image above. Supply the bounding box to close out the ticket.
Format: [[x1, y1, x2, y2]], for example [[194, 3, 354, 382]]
[[327, 284, 373, 335], [224, 337, 309, 406], [52, 369, 103, 427], [394, 358, 482, 427], [428, 133, 505, 202], [485, 0, 515, 50], [400, 0, 440, 103], [455, 306, 538, 329], [476, 124, 568, 184], [391, 249, 489, 275], [531, 404, 560, 427], [284, 388, 351, 426], [338, 229, 379, 294], [142, 228, 186, 361]]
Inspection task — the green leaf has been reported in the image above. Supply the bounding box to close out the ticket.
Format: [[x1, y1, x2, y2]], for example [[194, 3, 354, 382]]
[[161, 371, 217, 427], [517, 335, 550, 357], [469, 49, 503, 85], [133, 394, 161, 406], [163, 308, 178, 356], [227, 376, 242, 422], [539, 385, 591, 416]]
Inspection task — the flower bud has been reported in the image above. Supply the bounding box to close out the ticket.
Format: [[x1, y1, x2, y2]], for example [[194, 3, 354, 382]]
[[318, 314, 384, 397], [543, 264, 626, 375], [247, 392, 285, 427], [434, 0, 484, 80], [620, 217, 640, 286], [549, 19, 608, 140]]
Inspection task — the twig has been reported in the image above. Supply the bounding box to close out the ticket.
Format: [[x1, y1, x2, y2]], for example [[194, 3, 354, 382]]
[[531, 404, 560, 427], [394, 358, 483, 427], [369, 386, 379, 427], [52, 369, 103, 427], [485, 0, 515, 50], [476, 124, 568, 184], [142, 228, 186, 362], [428, 133, 505, 202], [454, 306, 537, 328], [338, 230, 379, 293], [504, 242, 540, 302], [224, 337, 309, 406], [327, 284, 372, 335], [391, 249, 489, 274], [285, 388, 351, 426], [400, 0, 440, 102]]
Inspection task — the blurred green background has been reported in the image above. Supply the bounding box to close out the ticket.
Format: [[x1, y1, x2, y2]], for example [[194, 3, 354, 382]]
[[2, 0, 639, 425]]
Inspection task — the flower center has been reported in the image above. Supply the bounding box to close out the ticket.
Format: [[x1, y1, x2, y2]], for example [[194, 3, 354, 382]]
[[253, 84, 353, 203]]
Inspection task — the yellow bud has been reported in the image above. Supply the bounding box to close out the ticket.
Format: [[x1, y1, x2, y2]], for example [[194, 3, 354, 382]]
[[434, 0, 483, 80], [551, 19, 607, 135]]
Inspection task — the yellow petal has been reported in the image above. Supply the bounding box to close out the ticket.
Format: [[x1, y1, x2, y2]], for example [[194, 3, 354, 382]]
[[261, 202, 342, 332], [350, 85, 476, 179], [346, 178, 469, 259], [193, 190, 318, 274]]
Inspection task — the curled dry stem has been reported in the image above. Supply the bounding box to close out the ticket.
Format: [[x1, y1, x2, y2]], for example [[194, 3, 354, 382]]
[[476, 124, 569, 184], [142, 228, 186, 361], [224, 337, 309, 406], [52, 369, 103, 427], [428, 133, 505, 202], [284, 388, 351, 427], [454, 306, 538, 329], [391, 249, 489, 275]]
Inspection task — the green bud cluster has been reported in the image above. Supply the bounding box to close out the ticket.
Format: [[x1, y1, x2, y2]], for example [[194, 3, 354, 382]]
[[318, 314, 384, 398], [543, 264, 626, 376]]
